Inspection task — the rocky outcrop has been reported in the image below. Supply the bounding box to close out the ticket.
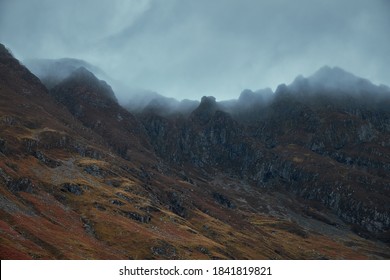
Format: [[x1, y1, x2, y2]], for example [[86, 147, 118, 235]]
[[167, 192, 187, 218], [34, 151, 62, 168], [120, 210, 151, 223], [190, 96, 218, 124], [60, 183, 85, 195], [141, 90, 390, 236], [213, 192, 236, 209], [8, 178, 35, 193]]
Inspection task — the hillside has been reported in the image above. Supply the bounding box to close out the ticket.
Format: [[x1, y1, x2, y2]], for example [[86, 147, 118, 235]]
[[0, 43, 389, 259]]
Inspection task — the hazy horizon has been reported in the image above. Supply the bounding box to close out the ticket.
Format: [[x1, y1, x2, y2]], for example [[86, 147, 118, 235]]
[[1, 0, 389, 101]]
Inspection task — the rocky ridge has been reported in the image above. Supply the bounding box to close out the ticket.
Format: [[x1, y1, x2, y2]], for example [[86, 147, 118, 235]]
[[1, 42, 389, 259], [139, 69, 390, 238]]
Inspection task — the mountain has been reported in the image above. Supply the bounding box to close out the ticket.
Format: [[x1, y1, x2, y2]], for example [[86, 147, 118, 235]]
[[23, 58, 108, 90], [138, 68, 390, 242], [1, 43, 389, 259], [24, 57, 199, 111], [289, 66, 390, 96], [126, 90, 200, 117], [50, 66, 155, 160]]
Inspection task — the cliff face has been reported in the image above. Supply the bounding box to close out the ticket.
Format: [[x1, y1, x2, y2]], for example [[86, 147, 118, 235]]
[[1, 43, 389, 260], [140, 76, 390, 238]]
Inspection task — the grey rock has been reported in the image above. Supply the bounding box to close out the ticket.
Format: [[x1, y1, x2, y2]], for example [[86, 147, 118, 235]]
[[60, 183, 84, 195], [8, 178, 35, 193]]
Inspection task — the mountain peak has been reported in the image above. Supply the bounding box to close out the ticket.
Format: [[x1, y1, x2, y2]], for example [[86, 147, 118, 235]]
[[288, 66, 386, 95], [0, 43, 12, 59], [52, 67, 118, 105], [190, 96, 218, 124], [275, 83, 289, 95], [200, 95, 217, 105], [0, 43, 47, 92], [310, 66, 358, 85], [23, 57, 108, 90], [239, 88, 273, 104], [69, 66, 100, 83]]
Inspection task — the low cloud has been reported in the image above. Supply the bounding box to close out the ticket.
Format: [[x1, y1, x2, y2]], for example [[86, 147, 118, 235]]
[[1, 0, 389, 101]]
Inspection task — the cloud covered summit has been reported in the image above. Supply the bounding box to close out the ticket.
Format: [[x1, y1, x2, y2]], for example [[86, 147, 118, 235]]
[[1, 0, 389, 100]]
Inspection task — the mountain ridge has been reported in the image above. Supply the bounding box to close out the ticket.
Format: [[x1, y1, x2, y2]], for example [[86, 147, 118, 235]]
[[1, 43, 389, 259]]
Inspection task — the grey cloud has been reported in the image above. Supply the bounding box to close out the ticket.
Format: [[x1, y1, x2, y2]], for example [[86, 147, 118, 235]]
[[0, 0, 389, 101]]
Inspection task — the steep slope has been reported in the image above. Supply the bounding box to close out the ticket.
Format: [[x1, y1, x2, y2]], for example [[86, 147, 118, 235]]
[[50, 67, 154, 161], [0, 44, 124, 259], [1, 43, 389, 259], [140, 69, 390, 242]]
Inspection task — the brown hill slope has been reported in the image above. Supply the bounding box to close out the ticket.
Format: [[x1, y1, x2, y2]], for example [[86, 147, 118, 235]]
[[1, 43, 389, 259]]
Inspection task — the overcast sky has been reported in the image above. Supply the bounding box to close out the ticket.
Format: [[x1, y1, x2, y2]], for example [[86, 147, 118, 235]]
[[0, 0, 389, 101]]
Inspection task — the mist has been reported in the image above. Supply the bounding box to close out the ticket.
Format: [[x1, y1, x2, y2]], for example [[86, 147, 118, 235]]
[[1, 0, 389, 101]]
